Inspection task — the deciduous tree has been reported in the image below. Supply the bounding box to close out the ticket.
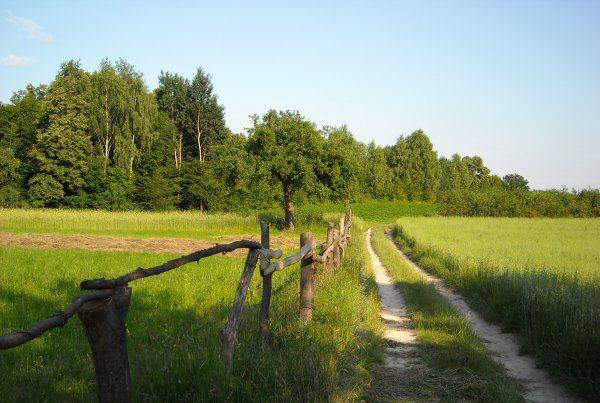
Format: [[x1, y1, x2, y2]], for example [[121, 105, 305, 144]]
[[248, 110, 323, 230]]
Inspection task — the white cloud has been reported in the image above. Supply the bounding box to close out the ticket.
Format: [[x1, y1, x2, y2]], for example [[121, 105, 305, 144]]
[[0, 54, 35, 67], [6, 13, 54, 43]]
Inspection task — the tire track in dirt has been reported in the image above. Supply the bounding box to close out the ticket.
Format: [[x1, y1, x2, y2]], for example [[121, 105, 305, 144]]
[[386, 231, 578, 403], [365, 228, 432, 401]]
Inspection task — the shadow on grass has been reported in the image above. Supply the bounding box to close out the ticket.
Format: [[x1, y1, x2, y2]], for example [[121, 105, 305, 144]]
[[0, 263, 383, 401]]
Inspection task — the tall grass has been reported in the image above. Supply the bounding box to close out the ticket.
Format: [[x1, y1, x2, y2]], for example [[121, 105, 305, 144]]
[[0, 221, 382, 400], [392, 218, 600, 399]]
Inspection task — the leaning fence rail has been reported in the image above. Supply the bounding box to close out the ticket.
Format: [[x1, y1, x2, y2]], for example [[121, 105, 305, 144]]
[[0, 208, 352, 402]]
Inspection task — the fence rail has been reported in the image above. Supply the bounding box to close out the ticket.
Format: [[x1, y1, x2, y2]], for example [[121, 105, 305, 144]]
[[0, 208, 353, 402]]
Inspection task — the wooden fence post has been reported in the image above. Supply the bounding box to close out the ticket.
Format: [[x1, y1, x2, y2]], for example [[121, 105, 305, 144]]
[[299, 232, 315, 324], [344, 208, 351, 233], [258, 221, 272, 348], [332, 229, 341, 268], [325, 221, 334, 274], [338, 216, 346, 260], [221, 249, 259, 369], [78, 286, 132, 403]]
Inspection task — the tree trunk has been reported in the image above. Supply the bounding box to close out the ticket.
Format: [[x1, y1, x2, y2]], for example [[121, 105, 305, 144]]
[[196, 112, 203, 163], [78, 287, 132, 403], [129, 133, 135, 177], [103, 89, 110, 172], [177, 135, 183, 170], [284, 185, 295, 231]]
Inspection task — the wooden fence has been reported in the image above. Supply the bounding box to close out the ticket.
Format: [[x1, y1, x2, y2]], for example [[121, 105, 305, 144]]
[[0, 208, 352, 402]]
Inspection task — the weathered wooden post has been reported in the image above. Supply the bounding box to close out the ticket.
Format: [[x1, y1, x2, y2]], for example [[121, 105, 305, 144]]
[[332, 229, 341, 268], [299, 232, 315, 324], [78, 286, 132, 403], [258, 221, 272, 347], [344, 208, 351, 233], [338, 216, 346, 260], [221, 249, 260, 369], [325, 221, 335, 274]]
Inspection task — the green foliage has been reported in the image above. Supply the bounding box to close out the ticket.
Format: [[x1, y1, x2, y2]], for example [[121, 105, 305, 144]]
[[387, 130, 441, 201], [247, 110, 324, 229], [3, 58, 597, 218], [319, 125, 368, 202], [440, 187, 600, 217], [27, 173, 64, 207], [366, 142, 397, 200], [503, 173, 529, 190], [29, 60, 93, 205], [0, 147, 25, 207]]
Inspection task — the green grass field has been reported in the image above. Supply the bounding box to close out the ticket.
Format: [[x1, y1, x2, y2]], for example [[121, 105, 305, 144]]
[[0, 208, 277, 239], [0, 202, 437, 241], [392, 217, 600, 399], [6, 206, 594, 400], [0, 220, 384, 401], [396, 217, 600, 279]]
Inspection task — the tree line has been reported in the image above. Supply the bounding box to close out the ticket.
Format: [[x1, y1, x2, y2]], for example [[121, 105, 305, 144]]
[[1, 59, 598, 227]]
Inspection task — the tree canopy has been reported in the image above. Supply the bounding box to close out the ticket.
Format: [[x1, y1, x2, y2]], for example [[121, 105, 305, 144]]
[[0, 58, 598, 219]]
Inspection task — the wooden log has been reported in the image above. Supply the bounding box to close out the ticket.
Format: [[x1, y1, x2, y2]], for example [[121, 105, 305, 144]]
[[0, 289, 115, 350], [258, 221, 273, 348], [258, 248, 283, 273], [299, 232, 315, 324], [78, 286, 132, 403], [221, 249, 259, 369], [81, 239, 262, 290], [262, 243, 312, 276]]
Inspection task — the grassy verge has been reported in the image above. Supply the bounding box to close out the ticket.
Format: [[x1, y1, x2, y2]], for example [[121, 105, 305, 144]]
[[0, 220, 382, 401], [370, 226, 524, 402], [392, 223, 600, 400]]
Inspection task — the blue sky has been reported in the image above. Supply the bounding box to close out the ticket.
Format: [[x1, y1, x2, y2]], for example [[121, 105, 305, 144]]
[[1, 1, 599, 189]]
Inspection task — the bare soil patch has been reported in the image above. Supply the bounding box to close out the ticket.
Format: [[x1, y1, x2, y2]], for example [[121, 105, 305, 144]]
[[0, 231, 298, 255], [365, 229, 435, 401]]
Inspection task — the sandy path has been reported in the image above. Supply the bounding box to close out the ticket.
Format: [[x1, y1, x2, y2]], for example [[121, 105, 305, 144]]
[[0, 231, 298, 255], [386, 232, 578, 403], [365, 229, 431, 400]]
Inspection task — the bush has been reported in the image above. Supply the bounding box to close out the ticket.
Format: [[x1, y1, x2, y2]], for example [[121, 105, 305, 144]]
[[439, 188, 600, 217]]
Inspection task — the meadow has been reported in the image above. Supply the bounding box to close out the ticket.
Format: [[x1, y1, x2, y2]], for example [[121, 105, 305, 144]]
[[0, 201, 438, 241], [0, 219, 384, 401], [392, 217, 600, 399], [0, 208, 276, 240]]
